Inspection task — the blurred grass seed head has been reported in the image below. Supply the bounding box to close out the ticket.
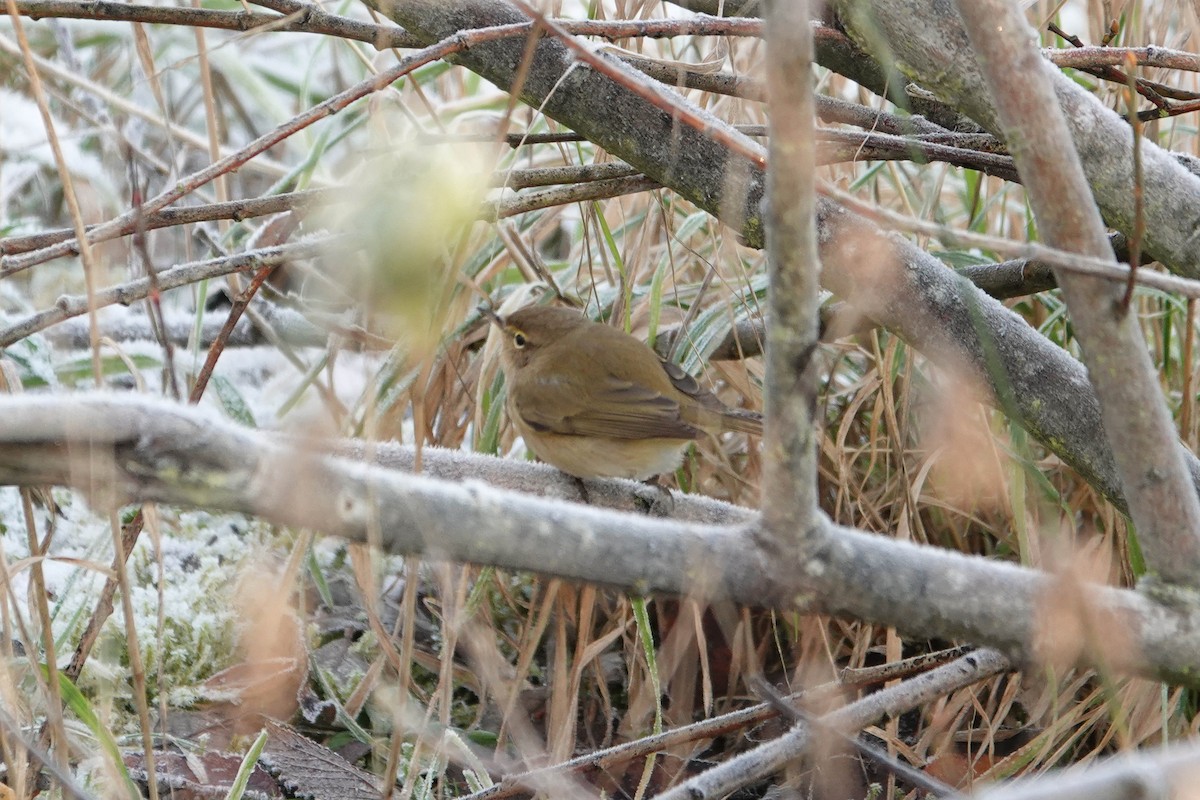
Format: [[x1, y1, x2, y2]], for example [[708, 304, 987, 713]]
[[326, 136, 490, 346]]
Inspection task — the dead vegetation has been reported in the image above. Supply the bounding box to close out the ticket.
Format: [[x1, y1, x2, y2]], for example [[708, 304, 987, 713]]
[[3, 0, 1200, 798]]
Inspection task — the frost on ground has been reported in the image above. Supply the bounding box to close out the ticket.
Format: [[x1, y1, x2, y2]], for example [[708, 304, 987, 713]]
[[3, 487, 246, 703], [0, 319, 390, 725], [1, 480, 377, 720]]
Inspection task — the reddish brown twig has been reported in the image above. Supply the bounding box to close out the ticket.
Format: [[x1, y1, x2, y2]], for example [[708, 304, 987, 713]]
[[1048, 21, 1173, 111], [2, 0, 764, 45], [188, 263, 279, 403], [127, 154, 182, 401], [508, 0, 765, 170], [1120, 52, 1145, 315]]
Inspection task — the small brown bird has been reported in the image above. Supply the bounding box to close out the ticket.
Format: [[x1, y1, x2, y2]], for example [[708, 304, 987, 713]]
[[486, 304, 762, 480]]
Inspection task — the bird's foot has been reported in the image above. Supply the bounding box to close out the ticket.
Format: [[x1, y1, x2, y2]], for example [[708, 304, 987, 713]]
[[634, 479, 675, 517]]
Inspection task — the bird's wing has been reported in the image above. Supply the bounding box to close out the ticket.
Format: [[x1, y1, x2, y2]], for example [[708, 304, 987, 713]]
[[510, 372, 701, 440]]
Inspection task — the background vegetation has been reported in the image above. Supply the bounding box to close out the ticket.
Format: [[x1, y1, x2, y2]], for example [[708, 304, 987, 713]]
[[3, 0, 1200, 798]]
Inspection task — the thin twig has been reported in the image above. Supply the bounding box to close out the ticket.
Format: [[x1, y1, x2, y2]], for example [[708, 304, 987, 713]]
[[1048, 21, 1171, 110], [487, 176, 662, 220], [63, 511, 145, 684], [1184, 300, 1197, 444], [4, 1, 767, 44], [128, 158, 182, 402], [1046, 43, 1200, 72], [1120, 51, 1145, 314], [824, 184, 1200, 300], [0, 23, 533, 275], [838, 645, 977, 685], [656, 649, 1012, 800], [750, 677, 962, 799], [2, 0, 424, 46], [0, 239, 337, 348], [0, 189, 330, 256], [188, 263, 279, 403]]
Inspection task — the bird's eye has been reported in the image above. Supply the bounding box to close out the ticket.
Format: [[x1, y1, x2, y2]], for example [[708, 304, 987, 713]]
[[513, 331, 527, 348]]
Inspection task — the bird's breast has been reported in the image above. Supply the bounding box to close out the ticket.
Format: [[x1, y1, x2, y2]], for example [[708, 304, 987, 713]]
[[513, 422, 691, 480]]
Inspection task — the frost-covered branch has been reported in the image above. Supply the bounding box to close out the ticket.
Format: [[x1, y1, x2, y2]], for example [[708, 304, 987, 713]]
[[4, 396, 1200, 683], [659, 648, 1011, 800], [971, 741, 1200, 800]]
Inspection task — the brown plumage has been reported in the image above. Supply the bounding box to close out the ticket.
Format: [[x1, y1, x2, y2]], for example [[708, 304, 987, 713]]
[[487, 305, 761, 480]]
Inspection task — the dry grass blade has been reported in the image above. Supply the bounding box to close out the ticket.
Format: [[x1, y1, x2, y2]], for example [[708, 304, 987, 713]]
[[4, 0, 1200, 798]]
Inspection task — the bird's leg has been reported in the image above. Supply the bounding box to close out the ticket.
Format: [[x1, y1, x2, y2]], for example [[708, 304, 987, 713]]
[[634, 478, 675, 517], [572, 475, 592, 504]]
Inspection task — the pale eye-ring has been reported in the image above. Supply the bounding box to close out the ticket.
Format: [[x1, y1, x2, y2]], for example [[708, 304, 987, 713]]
[[513, 331, 527, 348]]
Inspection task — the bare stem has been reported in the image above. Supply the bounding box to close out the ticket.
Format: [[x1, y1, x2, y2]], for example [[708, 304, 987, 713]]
[[760, 0, 821, 547]]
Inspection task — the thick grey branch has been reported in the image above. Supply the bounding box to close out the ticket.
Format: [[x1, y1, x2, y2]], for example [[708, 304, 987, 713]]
[[4, 396, 1200, 684], [0, 395, 766, 597]]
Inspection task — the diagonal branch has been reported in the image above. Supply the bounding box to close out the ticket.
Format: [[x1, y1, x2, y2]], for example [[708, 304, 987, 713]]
[[657, 648, 1009, 800], [833, 0, 1200, 280]]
